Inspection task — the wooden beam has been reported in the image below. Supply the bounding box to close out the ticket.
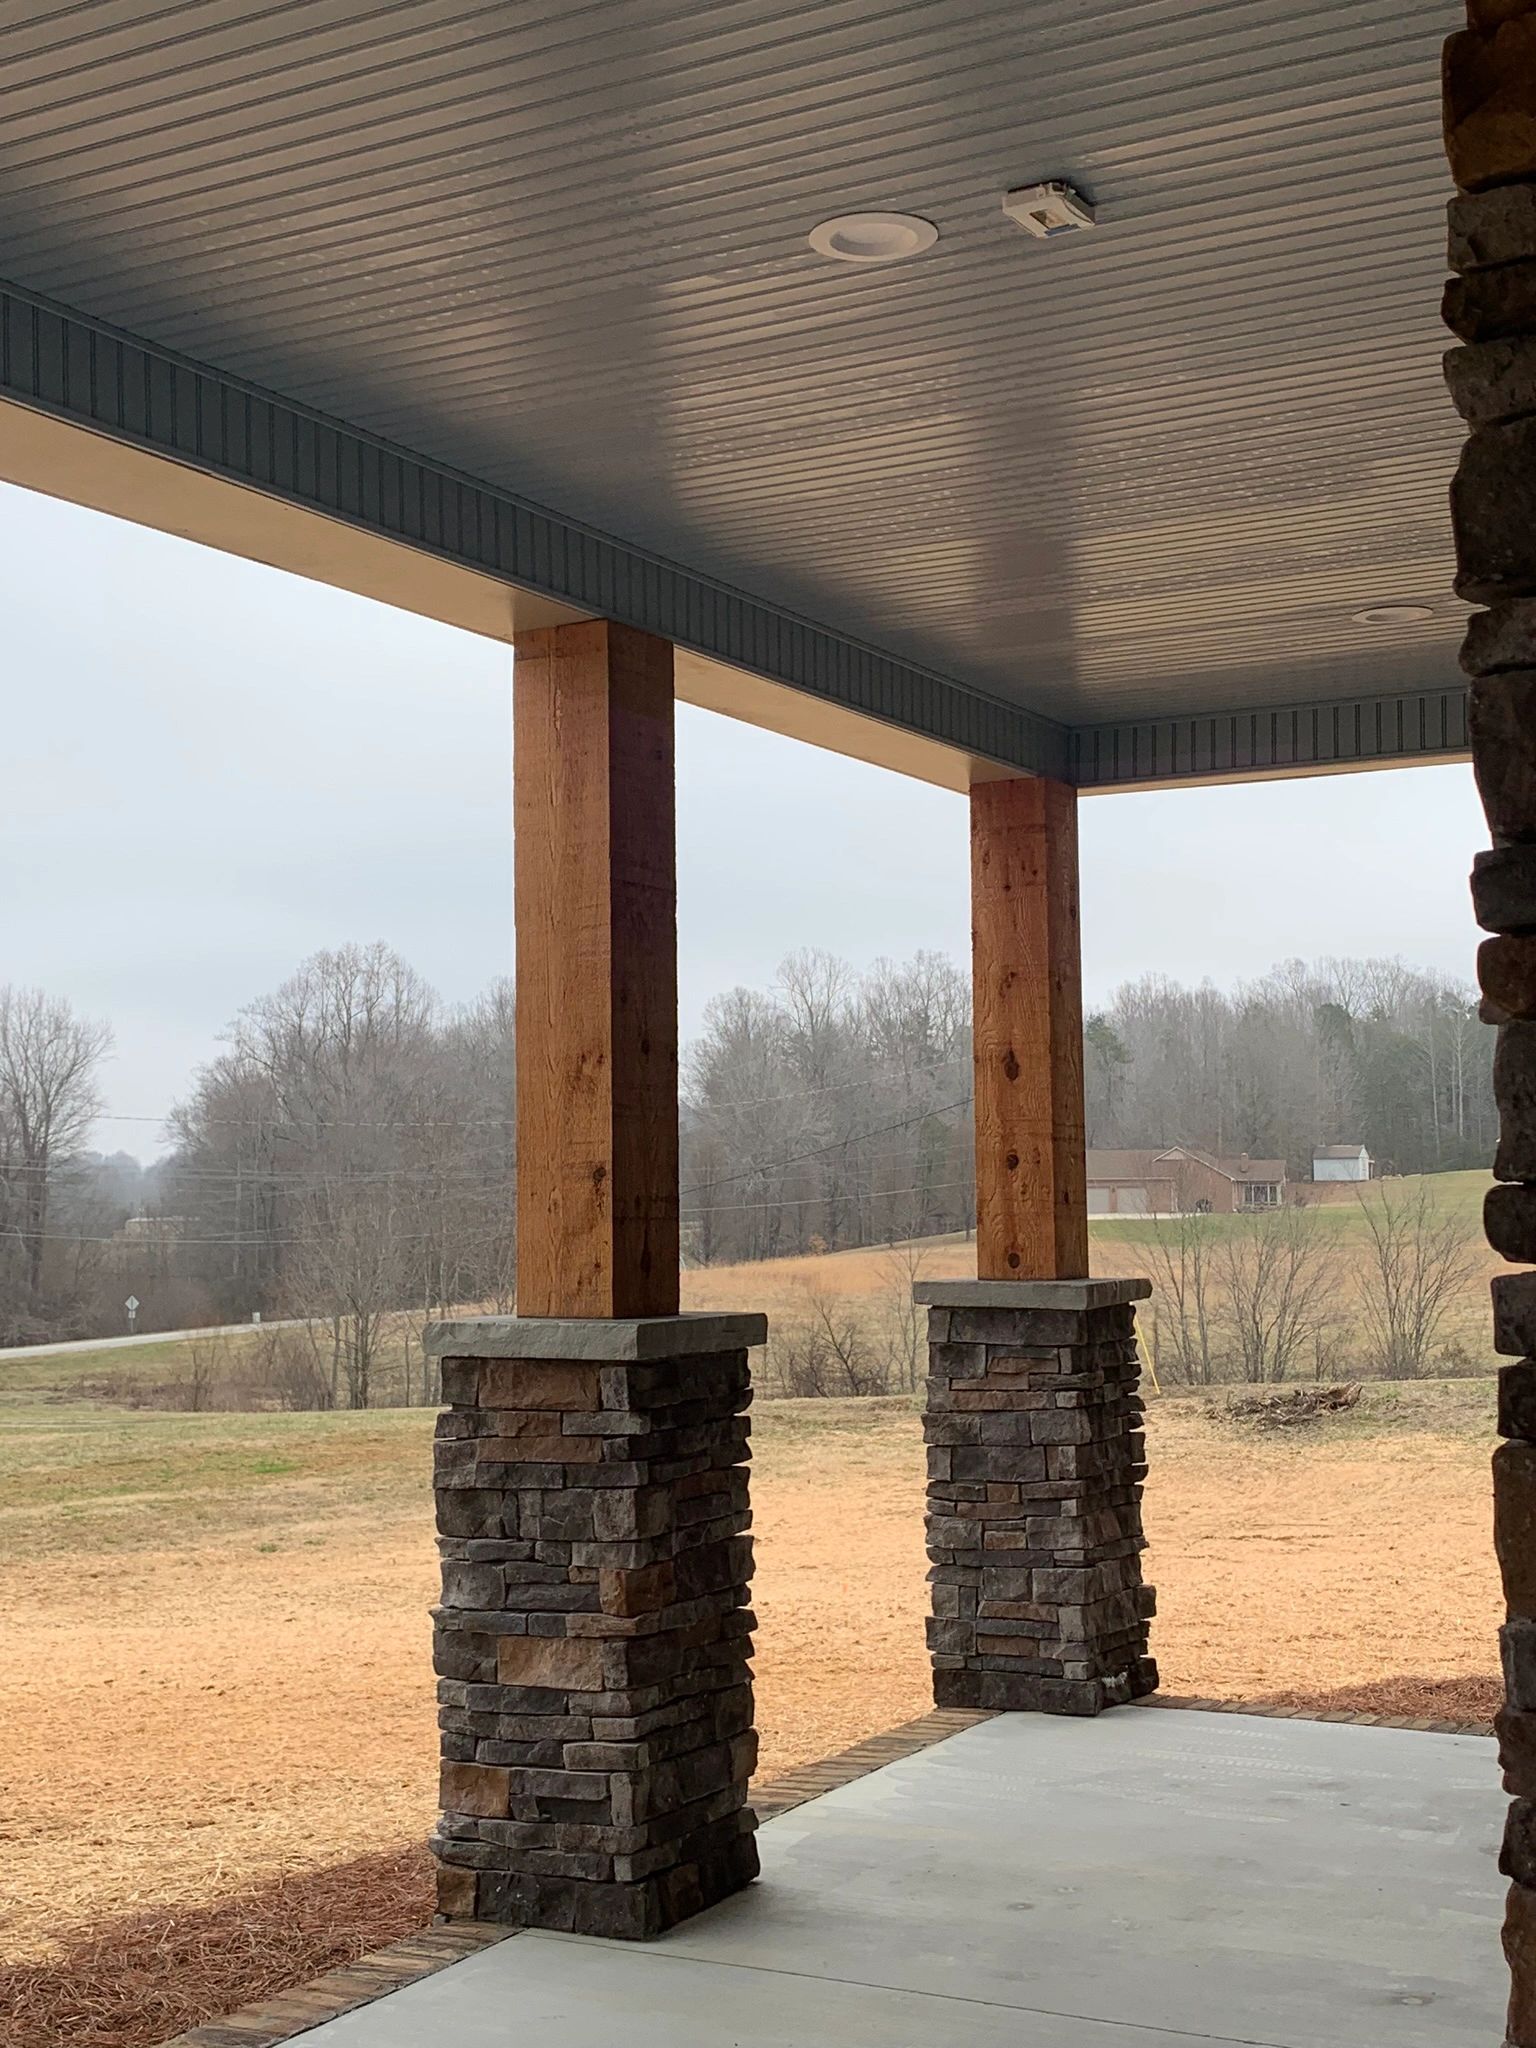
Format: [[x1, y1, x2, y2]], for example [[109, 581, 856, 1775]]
[[513, 619, 679, 1318], [970, 775, 1089, 1281]]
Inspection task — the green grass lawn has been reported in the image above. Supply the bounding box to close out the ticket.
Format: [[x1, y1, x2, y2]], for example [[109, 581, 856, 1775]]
[[1090, 1167, 1492, 1247], [0, 1391, 928, 1564], [0, 1404, 437, 1557], [0, 1330, 271, 1401], [0, 1318, 432, 1408]]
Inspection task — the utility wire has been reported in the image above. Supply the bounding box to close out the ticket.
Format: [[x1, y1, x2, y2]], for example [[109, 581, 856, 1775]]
[[15, 1158, 971, 1245], [681, 1176, 969, 1217], [679, 1095, 973, 1200], [86, 1054, 970, 1134]]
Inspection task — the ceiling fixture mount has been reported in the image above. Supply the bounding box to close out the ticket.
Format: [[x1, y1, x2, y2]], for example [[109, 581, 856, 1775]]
[[807, 212, 939, 264], [1002, 182, 1096, 239], [1352, 603, 1435, 626]]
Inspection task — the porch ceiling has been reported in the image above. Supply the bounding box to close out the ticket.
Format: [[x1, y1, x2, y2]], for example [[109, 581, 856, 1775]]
[[0, 0, 1468, 780]]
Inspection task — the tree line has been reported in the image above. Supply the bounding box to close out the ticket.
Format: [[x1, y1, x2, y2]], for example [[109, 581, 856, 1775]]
[[1085, 956, 1494, 1178], [0, 945, 1495, 1368]]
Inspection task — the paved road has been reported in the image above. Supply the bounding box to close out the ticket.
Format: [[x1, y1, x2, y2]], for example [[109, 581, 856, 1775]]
[[0, 1317, 305, 1361]]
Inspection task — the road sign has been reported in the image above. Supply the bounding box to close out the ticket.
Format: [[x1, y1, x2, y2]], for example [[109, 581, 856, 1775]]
[[125, 1295, 139, 1332]]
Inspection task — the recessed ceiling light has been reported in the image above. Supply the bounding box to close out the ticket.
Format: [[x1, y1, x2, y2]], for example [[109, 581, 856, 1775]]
[[1352, 603, 1435, 626], [807, 212, 939, 264]]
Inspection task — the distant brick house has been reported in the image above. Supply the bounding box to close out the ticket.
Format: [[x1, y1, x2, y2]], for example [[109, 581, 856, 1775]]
[[1085, 1145, 1287, 1217]]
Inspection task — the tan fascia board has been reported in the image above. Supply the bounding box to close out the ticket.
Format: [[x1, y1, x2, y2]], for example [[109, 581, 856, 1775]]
[[671, 650, 1012, 794], [0, 394, 585, 640], [1, 397, 1012, 795]]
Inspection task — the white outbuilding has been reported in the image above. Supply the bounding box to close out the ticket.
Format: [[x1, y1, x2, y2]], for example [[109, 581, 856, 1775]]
[[1312, 1144, 1373, 1183]]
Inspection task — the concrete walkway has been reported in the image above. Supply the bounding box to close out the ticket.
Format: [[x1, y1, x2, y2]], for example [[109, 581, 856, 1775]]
[[301, 1708, 1506, 2047]]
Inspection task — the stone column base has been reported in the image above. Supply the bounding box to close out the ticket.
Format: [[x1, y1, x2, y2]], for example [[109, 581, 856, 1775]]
[[426, 1312, 764, 1939], [917, 1280, 1157, 1717]]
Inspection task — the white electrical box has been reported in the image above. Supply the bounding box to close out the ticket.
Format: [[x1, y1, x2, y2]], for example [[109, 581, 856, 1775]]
[[1002, 182, 1097, 239]]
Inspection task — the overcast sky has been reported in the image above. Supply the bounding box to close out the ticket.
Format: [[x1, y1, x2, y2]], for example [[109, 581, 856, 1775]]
[[2, 479, 1488, 1164]]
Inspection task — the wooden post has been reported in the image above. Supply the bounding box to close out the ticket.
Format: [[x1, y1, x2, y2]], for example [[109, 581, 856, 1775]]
[[513, 619, 679, 1318], [970, 774, 1088, 1281]]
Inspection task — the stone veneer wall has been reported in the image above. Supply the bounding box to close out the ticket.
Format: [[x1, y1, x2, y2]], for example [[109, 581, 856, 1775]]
[[921, 1281, 1157, 1717], [427, 1315, 762, 1939], [1445, 5, 1536, 2039]]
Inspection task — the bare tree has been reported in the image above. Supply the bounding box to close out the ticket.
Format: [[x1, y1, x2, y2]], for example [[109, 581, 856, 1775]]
[[171, 1333, 227, 1412], [1354, 1180, 1480, 1379], [776, 948, 864, 1245], [167, 942, 522, 1391], [681, 951, 972, 1266], [248, 1325, 334, 1411], [876, 1230, 930, 1392], [683, 987, 824, 1262], [1145, 1211, 1219, 1385], [1084, 1013, 1132, 1144], [1216, 1207, 1337, 1385], [776, 1283, 890, 1399], [282, 1179, 403, 1408], [0, 986, 111, 1320]]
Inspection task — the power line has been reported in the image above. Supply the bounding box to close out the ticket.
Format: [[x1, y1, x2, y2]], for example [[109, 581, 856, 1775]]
[[685, 1051, 968, 1116], [7, 1220, 519, 1251], [87, 1054, 970, 1134], [9, 1138, 974, 1228], [680, 1095, 973, 1200], [681, 1176, 969, 1218], [93, 1109, 518, 1132], [7, 1132, 974, 1247], [2, 1160, 519, 1184], [9, 1113, 969, 1191]]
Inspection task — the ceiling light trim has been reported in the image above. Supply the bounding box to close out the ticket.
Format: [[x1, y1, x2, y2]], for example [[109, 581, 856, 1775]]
[[1352, 603, 1436, 626], [807, 212, 939, 264]]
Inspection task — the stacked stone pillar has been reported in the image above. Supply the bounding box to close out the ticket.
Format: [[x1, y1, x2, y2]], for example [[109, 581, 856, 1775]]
[[1445, 5, 1536, 2038], [426, 1313, 763, 1939], [919, 1279, 1157, 1716]]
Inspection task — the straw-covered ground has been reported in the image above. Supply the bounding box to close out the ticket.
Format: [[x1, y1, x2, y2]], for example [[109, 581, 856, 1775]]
[[9, 1173, 1506, 1415], [0, 1374, 1502, 2048]]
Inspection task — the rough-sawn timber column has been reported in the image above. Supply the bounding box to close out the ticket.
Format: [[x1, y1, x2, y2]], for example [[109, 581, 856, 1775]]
[[921, 776, 1156, 1716], [971, 775, 1089, 1284], [1446, 4, 1536, 2037], [513, 618, 680, 1321]]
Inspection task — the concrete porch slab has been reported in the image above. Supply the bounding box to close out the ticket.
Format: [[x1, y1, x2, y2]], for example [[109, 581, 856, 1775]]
[[296, 1709, 1506, 2047]]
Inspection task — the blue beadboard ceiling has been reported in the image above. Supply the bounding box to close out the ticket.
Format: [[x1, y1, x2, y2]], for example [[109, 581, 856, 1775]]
[[0, 0, 1468, 772]]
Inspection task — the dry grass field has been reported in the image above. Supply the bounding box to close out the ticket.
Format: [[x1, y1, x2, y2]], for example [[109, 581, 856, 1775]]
[[0, 1375, 1504, 2048], [0, 1186, 1508, 2046], [8, 1172, 1504, 1416], [685, 1168, 1507, 1391]]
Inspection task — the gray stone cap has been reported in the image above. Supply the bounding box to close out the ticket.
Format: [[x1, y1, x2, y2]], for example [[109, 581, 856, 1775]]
[[425, 1311, 769, 1361], [912, 1278, 1151, 1311]]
